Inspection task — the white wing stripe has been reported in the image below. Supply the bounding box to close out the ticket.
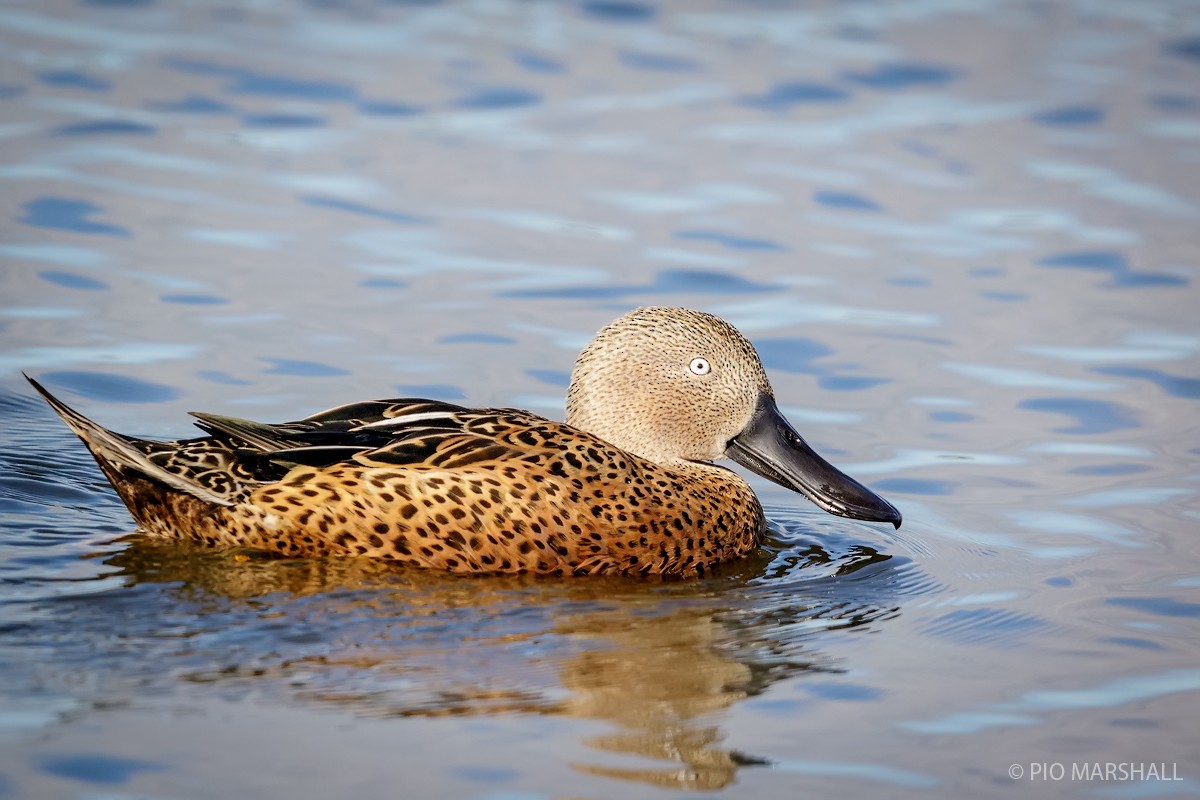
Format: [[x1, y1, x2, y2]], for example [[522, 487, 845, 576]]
[[354, 411, 458, 430]]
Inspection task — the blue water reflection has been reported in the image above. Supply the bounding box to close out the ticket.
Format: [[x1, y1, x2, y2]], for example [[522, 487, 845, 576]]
[[39, 371, 181, 403], [813, 190, 884, 212], [1017, 397, 1140, 435], [1031, 105, 1105, 126], [20, 198, 130, 237], [456, 87, 541, 109], [39, 754, 162, 786], [843, 62, 962, 90], [147, 94, 235, 114], [675, 230, 788, 251], [52, 118, 156, 136], [504, 268, 781, 299], [1039, 250, 1188, 288], [513, 50, 567, 74], [580, 2, 657, 22], [1093, 366, 1200, 399], [301, 195, 429, 224], [166, 57, 357, 101], [37, 71, 111, 91], [38, 270, 108, 290], [261, 358, 349, 378], [742, 81, 850, 108]]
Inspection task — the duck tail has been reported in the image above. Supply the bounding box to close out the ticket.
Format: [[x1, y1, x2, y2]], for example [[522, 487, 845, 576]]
[[25, 374, 232, 507]]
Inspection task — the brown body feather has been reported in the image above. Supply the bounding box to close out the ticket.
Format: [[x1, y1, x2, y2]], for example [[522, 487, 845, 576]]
[[28, 377, 763, 577]]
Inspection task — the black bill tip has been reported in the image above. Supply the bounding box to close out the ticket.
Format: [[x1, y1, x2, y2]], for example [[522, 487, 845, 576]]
[[726, 393, 902, 529]]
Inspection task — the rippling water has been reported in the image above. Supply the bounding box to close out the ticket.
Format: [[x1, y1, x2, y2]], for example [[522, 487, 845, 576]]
[[2, 1, 1198, 798]]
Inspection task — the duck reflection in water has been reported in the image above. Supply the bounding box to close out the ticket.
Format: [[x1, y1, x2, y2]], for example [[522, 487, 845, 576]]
[[93, 536, 902, 790]]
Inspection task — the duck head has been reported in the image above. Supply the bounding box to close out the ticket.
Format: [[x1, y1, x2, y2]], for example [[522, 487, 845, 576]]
[[566, 306, 902, 529]]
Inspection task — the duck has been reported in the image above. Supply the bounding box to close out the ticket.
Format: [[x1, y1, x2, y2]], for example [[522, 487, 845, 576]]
[[27, 306, 901, 577]]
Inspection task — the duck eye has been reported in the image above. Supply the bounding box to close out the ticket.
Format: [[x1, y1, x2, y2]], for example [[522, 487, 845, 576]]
[[689, 357, 711, 376]]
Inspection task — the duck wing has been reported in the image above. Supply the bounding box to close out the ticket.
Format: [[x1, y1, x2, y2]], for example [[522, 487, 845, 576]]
[[194, 399, 566, 479]]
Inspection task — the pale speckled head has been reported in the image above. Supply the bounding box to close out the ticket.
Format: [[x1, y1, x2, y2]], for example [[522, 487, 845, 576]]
[[566, 307, 903, 529], [567, 307, 769, 464]]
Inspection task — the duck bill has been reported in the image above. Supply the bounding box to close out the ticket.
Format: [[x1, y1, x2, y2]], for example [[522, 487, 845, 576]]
[[726, 394, 902, 529]]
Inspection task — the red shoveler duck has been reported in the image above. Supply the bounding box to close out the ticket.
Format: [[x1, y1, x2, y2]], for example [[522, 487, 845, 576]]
[[28, 307, 901, 577]]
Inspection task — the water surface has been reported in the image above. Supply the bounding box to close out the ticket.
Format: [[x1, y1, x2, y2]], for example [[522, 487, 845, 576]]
[[1, 1, 1198, 798]]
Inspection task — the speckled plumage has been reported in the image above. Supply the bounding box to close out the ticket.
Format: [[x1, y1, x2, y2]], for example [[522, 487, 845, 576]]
[[28, 307, 900, 577]]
